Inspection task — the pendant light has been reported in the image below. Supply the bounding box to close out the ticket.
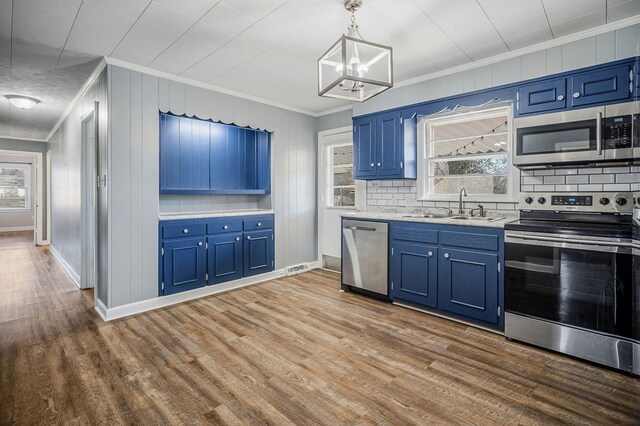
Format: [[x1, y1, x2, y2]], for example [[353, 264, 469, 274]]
[[318, 0, 393, 102]]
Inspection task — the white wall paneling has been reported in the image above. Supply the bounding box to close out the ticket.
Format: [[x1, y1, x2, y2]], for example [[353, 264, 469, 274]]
[[106, 64, 317, 309]]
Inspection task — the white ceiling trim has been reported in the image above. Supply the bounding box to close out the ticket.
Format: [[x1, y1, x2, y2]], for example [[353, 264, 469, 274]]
[[44, 58, 108, 142], [0, 134, 49, 143], [104, 57, 321, 117], [316, 104, 353, 117], [389, 14, 640, 93]]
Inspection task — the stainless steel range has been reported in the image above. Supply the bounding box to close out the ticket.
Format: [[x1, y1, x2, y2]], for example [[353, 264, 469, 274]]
[[504, 191, 638, 375]]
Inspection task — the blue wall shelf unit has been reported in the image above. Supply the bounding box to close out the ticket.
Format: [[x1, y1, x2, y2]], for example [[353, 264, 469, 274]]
[[160, 112, 271, 195]]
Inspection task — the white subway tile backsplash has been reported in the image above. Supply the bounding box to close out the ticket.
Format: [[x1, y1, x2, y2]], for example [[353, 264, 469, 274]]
[[554, 185, 578, 192], [565, 175, 589, 184], [578, 168, 603, 174], [543, 176, 565, 184], [533, 170, 555, 176], [603, 184, 631, 191], [589, 174, 615, 184], [578, 184, 603, 191], [523, 176, 543, 185], [554, 169, 578, 175], [534, 185, 555, 191], [520, 185, 534, 192], [603, 166, 630, 174], [615, 174, 637, 184]]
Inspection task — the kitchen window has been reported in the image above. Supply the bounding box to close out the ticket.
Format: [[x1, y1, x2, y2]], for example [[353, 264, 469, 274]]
[[0, 163, 30, 210], [327, 144, 355, 207], [418, 105, 516, 202]]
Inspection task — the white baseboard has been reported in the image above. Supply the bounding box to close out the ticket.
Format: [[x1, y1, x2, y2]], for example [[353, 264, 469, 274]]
[[0, 226, 34, 232], [49, 245, 81, 288], [96, 264, 322, 321]]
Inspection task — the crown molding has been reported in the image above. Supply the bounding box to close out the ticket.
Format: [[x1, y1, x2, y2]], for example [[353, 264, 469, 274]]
[[316, 104, 353, 117], [0, 134, 47, 143], [393, 15, 640, 91], [104, 57, 322, 117], [45, 58, 108, 142]]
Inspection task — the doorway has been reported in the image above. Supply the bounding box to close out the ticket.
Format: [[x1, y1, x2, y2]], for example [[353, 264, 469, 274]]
[[81, 105, 98, 290], [0, 150, 45, 245], [317, 126, 365, 271]]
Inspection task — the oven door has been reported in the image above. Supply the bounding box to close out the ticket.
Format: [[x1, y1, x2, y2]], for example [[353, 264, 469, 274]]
[[514, 107, 603, 167], [505, 231, 635, 341]]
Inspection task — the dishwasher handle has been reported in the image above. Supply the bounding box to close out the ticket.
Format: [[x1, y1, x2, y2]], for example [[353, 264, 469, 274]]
[[348, 226, 377, 232]]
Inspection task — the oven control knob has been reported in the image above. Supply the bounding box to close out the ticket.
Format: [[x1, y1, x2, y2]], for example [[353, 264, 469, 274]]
[[524, 196, 534, 204], [615, 197, 627, 206], [537, 197, 546, 205], [599, 197, 610, 205]]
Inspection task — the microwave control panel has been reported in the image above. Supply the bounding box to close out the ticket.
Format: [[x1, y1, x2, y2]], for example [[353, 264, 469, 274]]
[[603, 114, 632, 149]]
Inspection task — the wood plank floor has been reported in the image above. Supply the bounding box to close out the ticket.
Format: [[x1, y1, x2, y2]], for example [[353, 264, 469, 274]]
[[1, 231, 638, 425]]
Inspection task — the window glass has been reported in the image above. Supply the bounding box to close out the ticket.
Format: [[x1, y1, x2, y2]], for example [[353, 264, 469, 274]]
[[329, 145, 355, 207], [0, 164, 29, 209]]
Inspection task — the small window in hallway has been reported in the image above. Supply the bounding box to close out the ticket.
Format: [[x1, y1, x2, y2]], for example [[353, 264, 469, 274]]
[[0, 163, 30, 210]]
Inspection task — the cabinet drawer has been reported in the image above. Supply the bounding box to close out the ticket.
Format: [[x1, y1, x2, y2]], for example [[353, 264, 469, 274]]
[[162, 222, 206, 239], [243, 217, 273, 230], [391, 222, 438, 244], [440, 230, 499, 251], [206, 218, 242, 234]]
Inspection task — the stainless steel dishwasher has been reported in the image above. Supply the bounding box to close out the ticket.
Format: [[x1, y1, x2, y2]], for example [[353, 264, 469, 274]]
[[341, 219, 388, 296]]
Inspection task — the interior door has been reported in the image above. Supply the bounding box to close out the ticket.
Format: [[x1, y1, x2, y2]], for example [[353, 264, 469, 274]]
[[318, 129, 358, 271]]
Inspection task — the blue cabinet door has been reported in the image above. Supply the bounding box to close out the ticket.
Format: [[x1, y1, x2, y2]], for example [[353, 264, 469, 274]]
[[518, 78, 567, 115], [376, 111, 402, 177], [162, 237, 206, 295], [207, 233, 242, 284], [570, 65, 631, 107], [438, 248, 498, 324], [243, 230, 274, 277], [353, 116, 377, 178], [391, 241, 438, 308]]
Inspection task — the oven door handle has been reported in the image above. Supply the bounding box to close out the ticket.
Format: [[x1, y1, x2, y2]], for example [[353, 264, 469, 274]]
[[505, 235, 632, 254], [596, 111, 603, 155]]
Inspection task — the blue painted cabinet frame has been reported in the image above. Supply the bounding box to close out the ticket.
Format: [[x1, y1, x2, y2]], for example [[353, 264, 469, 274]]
[[160, 113, 271, 195], [389, 221, 504, 329], [159, 214, 275, 296]]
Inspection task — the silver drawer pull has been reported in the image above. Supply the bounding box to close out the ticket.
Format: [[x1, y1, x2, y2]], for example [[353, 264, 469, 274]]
[[247, 236, 251, 240], [198, 241, 202, 246], [444, 253, 449, 259], [257, 222, 262, 227], [573, 92, 581, 98], [556, 94, 564, 101], [428, 251, 433, 257], [377, 162, 381, 167], [370, 162, 374, 167], [223, 225, 228, 230], [235, 237, 240, 242], [183, 228, 189, 234]]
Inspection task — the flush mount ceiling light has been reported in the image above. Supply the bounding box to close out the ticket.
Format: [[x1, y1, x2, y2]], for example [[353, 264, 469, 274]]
[[318, 0, 393, 102], [4, 95, 41, 110]]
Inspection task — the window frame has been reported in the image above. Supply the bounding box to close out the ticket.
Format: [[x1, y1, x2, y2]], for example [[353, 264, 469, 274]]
[[0, 162, 31, 212], [417, 104, 518, 203], [325, 142, 356, 209]]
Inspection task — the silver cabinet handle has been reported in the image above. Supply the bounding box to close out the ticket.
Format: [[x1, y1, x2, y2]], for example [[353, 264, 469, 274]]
[[235, 237, 240, 242], [247, 236, 251, 240], [223, 225, 228, 230], [370, 162, 374, 167], [444, 253, 450, 259], [257, 222, 262, 227], [573, 92, 581, 98], [198, 241, 203, 246], [428, 251, 433, 257], [183, 228, 189, 234], [377, 162, 381, 167], [596, 111, 603, 155], [557, 95, 564, 101]]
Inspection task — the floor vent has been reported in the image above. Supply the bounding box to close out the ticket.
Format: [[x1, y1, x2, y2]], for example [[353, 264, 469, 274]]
[[285, 263, 311, 276]]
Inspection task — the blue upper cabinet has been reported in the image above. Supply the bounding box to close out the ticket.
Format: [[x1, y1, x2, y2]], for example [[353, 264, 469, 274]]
[[160, 113, 271, 195], [353, 109, 417, 180], [518, 78, 567, 115], [570, 64, 632, 107]]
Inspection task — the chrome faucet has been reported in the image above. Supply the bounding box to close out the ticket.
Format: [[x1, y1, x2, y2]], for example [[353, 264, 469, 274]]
[[458, 186, 468, 214]]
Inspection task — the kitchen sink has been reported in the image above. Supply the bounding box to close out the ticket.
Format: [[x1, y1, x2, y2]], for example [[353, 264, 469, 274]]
[[450, 215, 499, 221], [402, 213, 452, 219]]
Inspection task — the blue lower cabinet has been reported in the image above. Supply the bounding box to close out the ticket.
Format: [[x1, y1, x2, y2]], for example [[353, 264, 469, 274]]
[[243, 230, 274, 277], [390, 241, 438, 308], [438, 248, 499, 324], [207, 233, 242, 284], [162, 237, 207, 295]]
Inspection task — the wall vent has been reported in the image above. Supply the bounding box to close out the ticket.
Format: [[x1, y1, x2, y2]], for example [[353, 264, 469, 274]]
[[285, 263, 311, 276]]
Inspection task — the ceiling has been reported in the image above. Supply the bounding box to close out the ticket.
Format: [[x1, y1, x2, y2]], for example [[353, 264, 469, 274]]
[[1, 0, 640, 141]]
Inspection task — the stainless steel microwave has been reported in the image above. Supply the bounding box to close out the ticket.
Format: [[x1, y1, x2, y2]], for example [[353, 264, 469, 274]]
[[514, 101, 639, 168]]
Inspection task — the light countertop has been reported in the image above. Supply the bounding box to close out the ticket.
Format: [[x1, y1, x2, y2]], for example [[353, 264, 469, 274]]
[[340, 211, 516, 229], [159, 209, 274, 221]]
